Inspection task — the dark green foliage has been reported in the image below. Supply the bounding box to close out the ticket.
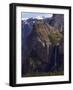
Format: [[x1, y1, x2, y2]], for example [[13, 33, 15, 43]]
[[48, 30, 63, 45]]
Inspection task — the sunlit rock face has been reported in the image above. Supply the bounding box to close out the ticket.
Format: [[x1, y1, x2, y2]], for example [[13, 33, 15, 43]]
[[28, 21, 52, 63]]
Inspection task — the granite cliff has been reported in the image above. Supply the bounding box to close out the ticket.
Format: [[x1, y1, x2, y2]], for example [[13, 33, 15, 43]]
[[22, 14, 64, 76]]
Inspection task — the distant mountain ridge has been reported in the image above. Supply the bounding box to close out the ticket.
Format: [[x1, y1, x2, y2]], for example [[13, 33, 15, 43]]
[[22, 14, 64, 29]]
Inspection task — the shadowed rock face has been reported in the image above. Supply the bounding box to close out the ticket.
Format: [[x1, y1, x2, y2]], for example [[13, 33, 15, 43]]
[[53, 14, 64, 27], [49, 14, 64, 31]]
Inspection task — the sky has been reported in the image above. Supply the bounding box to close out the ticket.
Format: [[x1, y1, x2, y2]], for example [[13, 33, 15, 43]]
[[21, 12, 53, 20]]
